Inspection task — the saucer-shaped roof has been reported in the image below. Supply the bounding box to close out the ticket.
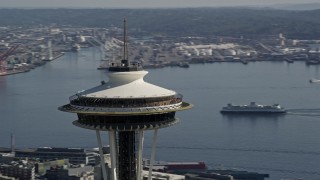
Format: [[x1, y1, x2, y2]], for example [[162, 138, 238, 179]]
[[77, 70, 176, 99]]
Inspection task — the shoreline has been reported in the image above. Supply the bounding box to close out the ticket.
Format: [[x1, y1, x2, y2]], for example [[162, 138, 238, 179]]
[[0, 53, 65, 77]]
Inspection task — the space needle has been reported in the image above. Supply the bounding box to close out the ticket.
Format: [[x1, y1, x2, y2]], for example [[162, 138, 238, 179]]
[[59, 18, 192, 180]]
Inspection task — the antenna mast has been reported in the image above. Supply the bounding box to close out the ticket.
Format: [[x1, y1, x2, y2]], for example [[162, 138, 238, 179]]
[[11, 133, 15, 154], [123, 17, 129, 66], [109, 18, 143, 72]]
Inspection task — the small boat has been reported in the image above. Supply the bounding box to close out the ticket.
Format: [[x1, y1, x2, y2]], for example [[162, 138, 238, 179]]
[[240, 59, 248, 65], [71, 44, 81, 52], [306, 60, 320, 65], [284, 58, 294, 63], [178, 62, 190, 68]]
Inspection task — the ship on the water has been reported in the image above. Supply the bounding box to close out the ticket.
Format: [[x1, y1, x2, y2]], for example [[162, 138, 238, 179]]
[[220, 102, 286, 114], [309, 78, 320, 83], [71, 43, 81, 52]]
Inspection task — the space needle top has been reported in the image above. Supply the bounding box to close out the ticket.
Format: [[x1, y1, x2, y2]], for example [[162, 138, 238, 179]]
[[59, 18, 192, 180], [60, 18, 192, 122]]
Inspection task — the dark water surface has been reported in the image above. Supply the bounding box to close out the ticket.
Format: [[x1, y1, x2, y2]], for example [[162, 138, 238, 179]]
[[1, 48, 320, 179]]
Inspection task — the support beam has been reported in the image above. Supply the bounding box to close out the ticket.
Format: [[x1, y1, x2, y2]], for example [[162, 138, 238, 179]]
[[137, 131, 144, 180], [96, 130, 108, 180], [148, 129, 158, 180], [109, 131, 117, 180]]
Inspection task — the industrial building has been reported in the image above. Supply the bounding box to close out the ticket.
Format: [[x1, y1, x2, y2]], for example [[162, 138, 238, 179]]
[[15, 147, 98, 165]]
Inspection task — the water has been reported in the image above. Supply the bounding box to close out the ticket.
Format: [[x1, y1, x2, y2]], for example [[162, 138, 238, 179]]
[[1, 48, 320, 179]]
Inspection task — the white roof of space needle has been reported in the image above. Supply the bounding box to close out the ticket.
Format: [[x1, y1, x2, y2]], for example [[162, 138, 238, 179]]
[[78, 70, 177, 99]]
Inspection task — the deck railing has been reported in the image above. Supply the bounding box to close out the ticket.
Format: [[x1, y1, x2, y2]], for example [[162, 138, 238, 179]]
[[69, 94, 183, 108]]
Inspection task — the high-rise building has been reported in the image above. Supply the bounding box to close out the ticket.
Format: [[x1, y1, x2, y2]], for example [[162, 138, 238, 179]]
[[59, 19, 192, 180]]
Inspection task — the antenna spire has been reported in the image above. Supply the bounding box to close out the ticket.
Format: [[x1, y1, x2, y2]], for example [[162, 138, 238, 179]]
[[108, 18, 143, 72], [11, 133, 15, 154], [122, 17, 129, 66]]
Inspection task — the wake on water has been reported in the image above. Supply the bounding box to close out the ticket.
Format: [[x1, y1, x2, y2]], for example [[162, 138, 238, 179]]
[[286, 108, 320, 117]]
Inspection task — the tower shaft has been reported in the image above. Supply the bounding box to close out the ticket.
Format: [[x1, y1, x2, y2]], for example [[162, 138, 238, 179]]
[[118, 131, 137, 180]]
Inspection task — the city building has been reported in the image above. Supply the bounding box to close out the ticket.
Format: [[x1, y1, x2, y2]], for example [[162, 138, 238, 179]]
[[45, 165, 94, 180], [141, 170, 184, 180], [15, 147, 98, 165], [35, 159, 70, 176], [145, 161, 207, 173], [0, 160, 35, 180]]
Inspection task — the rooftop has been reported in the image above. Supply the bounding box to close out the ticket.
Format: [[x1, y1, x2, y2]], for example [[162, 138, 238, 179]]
[[84, 81, 176, 99], [75, 71, 176, 99]]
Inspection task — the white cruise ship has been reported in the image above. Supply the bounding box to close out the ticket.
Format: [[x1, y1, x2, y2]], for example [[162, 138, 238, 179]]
[[220, 102, 286, 114]]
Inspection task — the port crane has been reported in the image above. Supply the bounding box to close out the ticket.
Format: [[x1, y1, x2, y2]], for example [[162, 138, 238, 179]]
[[0, 45, 20, 73]]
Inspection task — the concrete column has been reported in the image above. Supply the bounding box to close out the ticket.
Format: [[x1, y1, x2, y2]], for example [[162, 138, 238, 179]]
[[148, 129, 158, 180], [109, 131, 117, 180], [96, 130, 108, 180], [137, 131, 144, 180]]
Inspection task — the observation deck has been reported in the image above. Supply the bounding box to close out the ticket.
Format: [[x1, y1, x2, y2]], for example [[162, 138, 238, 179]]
[[58, 69, 192, 131], [60, 92, 192, 129]]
